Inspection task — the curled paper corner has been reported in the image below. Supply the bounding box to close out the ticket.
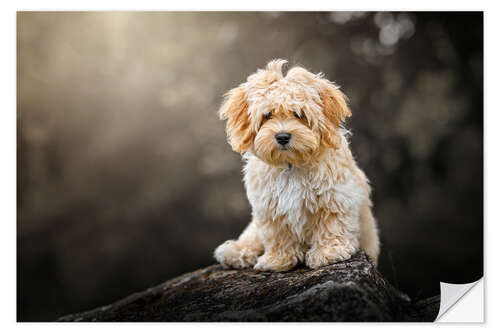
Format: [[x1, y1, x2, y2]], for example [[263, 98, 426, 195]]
[[436, 278, 484, 322]]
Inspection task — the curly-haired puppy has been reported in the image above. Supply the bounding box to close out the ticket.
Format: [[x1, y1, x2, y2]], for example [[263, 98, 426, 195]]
[[214, 59, 380, 271]]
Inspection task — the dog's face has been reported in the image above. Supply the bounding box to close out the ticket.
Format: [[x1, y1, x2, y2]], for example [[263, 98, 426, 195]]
[[219, 59, 351, 166]]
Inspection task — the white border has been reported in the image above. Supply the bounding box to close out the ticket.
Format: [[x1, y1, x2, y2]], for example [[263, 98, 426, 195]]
[[437, 279, 484, 322], [4, 0, 496, 332]]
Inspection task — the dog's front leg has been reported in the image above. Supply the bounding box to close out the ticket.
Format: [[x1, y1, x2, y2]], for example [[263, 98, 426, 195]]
[[214, 218, 264, 269], [305, 211, 360, 269], [253, 220, 303, 272]]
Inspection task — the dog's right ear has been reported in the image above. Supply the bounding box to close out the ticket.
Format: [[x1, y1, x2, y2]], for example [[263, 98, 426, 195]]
[[218, 85, 254, 153], [318, 80, 352, 149]]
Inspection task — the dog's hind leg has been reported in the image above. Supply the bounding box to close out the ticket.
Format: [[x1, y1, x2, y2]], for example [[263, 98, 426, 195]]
[[359, 200, 380, 266]]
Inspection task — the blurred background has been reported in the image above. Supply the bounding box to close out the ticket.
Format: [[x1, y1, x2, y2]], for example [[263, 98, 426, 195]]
[[17, 12, 483, 321]]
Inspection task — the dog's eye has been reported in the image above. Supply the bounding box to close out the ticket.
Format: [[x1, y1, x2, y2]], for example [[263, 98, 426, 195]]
[[264, 112, 272, 119], [294, 112, 302, 119]]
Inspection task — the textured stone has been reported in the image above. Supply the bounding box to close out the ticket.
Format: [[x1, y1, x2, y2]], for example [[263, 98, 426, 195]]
[[57, 251, 439, 322]]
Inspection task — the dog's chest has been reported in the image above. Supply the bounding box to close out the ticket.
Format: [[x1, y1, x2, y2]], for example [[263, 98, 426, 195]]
[[246, 165, 318, 235]]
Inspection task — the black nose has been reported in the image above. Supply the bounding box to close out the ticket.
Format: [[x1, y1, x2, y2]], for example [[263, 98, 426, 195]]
[[275, 132, 291, 145]]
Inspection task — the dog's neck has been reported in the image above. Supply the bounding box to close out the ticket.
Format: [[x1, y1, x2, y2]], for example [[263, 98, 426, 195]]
[[276, 162, 293, 171], [273, 161, 295, 172], [245, 147, 335, 172]]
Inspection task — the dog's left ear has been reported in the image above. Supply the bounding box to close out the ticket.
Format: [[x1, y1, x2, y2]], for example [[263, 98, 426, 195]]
[[318, 80, 352, 148], [218, 85, 254, 153]]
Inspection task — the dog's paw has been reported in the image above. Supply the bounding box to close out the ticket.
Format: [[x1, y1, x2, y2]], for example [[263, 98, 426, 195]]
[[253, 253, 299, 272], [305, 245, 356, 269], [214, 240, 258, 269]]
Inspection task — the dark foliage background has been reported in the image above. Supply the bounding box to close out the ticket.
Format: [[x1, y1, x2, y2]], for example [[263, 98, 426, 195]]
[[17, 12, 483, 321]]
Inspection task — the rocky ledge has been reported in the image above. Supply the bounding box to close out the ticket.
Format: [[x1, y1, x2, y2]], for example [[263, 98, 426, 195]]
[[57, 251, 439, 322]]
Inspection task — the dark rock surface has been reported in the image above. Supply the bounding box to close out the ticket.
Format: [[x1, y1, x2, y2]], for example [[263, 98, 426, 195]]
[[57, 251, 440, 322]]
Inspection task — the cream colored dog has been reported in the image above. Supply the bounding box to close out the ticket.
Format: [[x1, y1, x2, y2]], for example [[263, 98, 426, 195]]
[[214, 59, 380, 271]]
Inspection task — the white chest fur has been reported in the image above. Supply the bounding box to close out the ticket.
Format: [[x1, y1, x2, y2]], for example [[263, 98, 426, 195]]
[[244, 156, 319, 236], [243, 153, 366, 239]]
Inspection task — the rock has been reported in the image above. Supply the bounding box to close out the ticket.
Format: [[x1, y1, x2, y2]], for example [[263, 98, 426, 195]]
[[57, 251, 439, 322]]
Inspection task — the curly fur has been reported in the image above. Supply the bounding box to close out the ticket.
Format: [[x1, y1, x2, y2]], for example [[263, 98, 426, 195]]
[[215, 59, 380, 271]]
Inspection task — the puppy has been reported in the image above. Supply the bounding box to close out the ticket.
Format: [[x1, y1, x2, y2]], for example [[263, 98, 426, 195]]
[[214, 59, 380, 271]]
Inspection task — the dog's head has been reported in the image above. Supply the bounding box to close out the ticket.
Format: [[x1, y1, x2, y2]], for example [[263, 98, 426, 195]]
[[219, 59, 351, 166]]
